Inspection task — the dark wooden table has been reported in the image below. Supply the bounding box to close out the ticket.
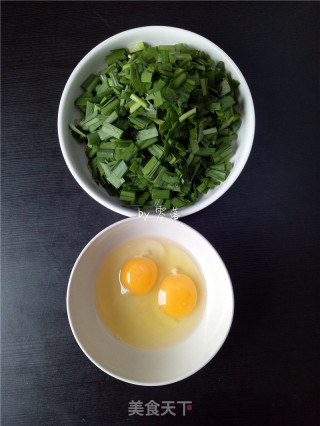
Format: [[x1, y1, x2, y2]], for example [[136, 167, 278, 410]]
[[2, 2, 320, 425]]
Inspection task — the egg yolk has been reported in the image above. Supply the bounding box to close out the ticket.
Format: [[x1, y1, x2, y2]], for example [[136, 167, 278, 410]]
[[158, 274, 197, 318], [120, 257, 158, 295]]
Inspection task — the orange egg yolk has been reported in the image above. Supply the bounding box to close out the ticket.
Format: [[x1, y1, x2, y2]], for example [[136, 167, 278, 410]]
[[158, 273, 197, 318], [120, 257, 158, 295]]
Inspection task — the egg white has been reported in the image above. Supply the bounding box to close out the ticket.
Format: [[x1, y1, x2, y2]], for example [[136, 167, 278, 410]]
[[95, 237, 206, 349]]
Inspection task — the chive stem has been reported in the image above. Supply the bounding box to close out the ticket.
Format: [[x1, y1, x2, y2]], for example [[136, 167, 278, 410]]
[[130, 93, 148, 109], [179, 108, 197, 123]]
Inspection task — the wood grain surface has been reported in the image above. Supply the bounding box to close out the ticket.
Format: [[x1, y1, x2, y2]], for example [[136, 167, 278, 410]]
[[2, 2, 320, 425]]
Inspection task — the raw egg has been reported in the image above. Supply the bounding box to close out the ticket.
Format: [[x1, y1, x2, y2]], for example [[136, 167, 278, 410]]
[[120, 257, 158, 295], [95, 237, 206, 349], [158, 274, 197, 318]]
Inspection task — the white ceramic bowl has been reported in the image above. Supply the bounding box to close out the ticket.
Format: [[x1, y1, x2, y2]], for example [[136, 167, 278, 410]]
[[58, 26, 255, 217], [67, 216, 234, 386]]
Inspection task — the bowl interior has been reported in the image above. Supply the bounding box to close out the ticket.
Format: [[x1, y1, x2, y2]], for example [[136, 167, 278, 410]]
[[58, 26, 255, 217], [67, 216, 234, 385]]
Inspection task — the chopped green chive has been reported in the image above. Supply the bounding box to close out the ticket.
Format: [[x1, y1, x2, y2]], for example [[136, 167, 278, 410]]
[[179, 108, 197, 123], [99, 162, 125, 189], [137, 136, 158, 150], [151, 189, 171, 199], [129, 93, 148, 109], [189, 127, 199, 154], [100, 123, 124, 139], [70, 42, 241, 209], [136, 126, 158, 142], [142, 156, 160, 179], [105, 48, 127, 66], [127, 42, 145, 53], [203, 127, 217, 135], [120, 189, 136, 202], [200, 78, 208, 96], [69, 123, 86, 139]]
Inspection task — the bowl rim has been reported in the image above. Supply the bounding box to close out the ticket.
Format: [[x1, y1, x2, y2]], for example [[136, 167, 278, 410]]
[[66, 216, 234, 386], [58, 25, 255, 218]]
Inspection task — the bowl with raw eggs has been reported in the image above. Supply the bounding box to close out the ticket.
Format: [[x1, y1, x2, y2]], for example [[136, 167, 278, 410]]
[[58, 26, 255, 218], [67, 216, 234, 386]]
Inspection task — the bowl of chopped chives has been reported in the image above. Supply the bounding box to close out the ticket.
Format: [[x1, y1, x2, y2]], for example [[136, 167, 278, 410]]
[[58, 26, 255, 217]]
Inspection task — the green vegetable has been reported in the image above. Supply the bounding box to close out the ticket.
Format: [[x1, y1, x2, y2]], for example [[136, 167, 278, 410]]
[[69, 43, 241, 209]]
